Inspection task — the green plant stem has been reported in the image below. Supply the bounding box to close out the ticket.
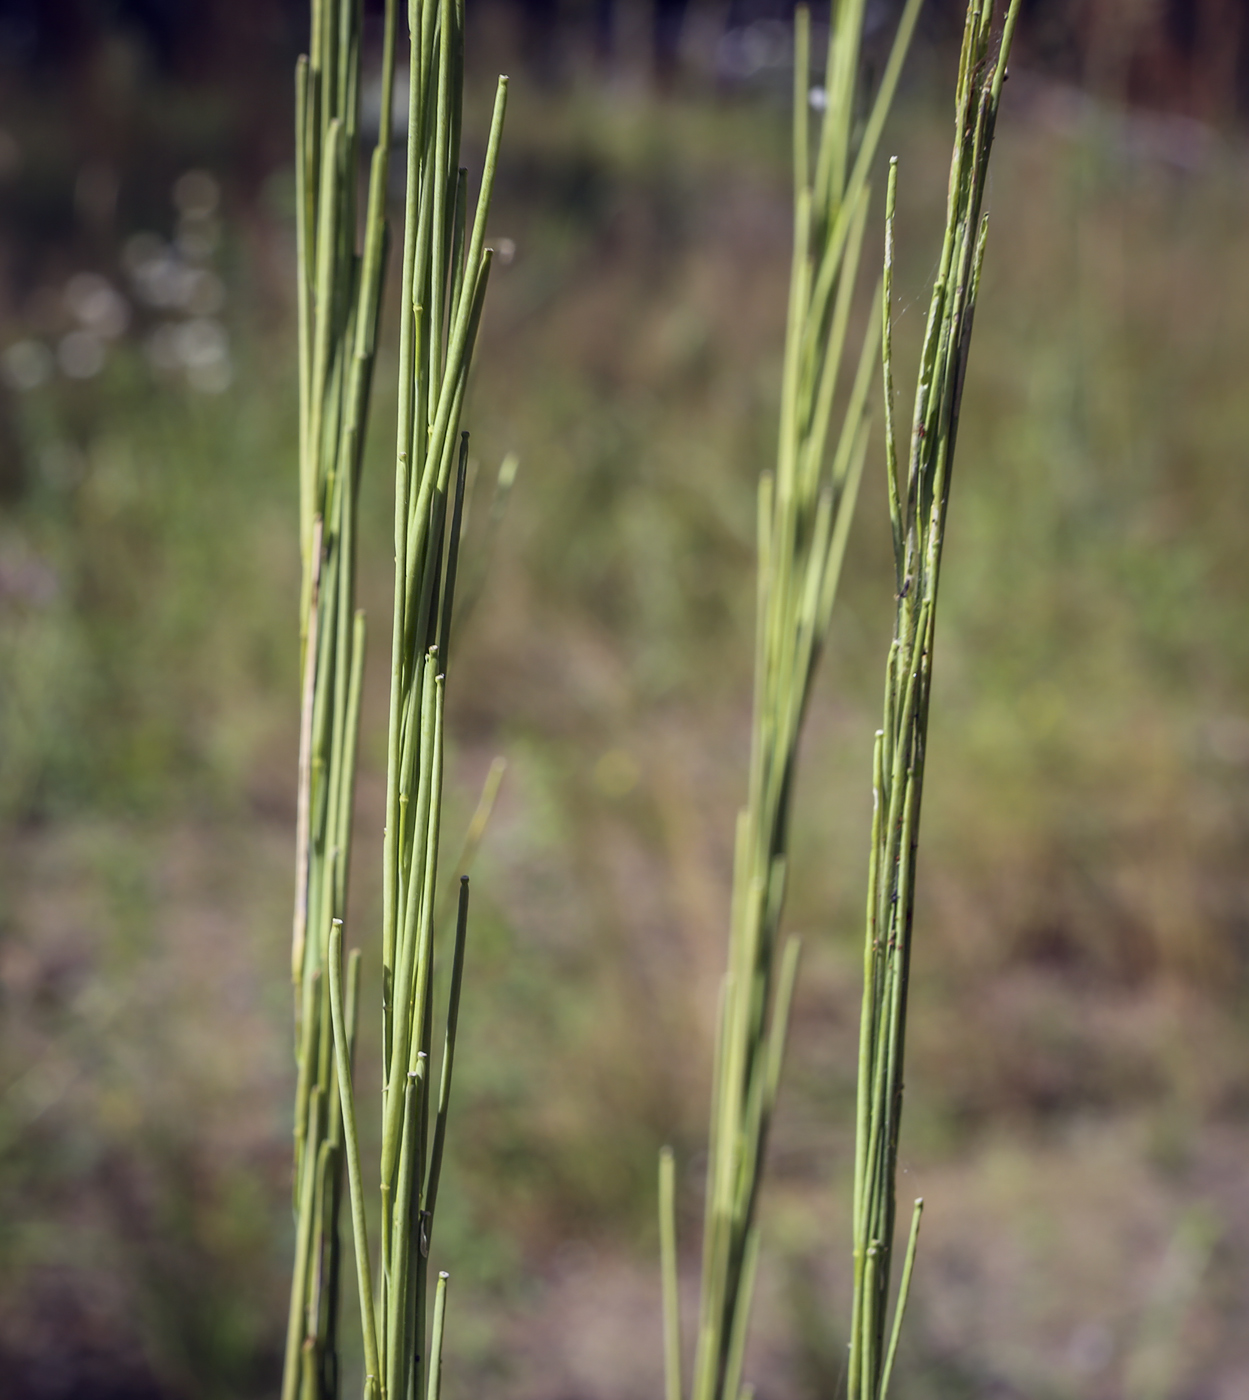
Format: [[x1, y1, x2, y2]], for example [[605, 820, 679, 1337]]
[[285, 1, 397, 1392], [848, 6, 1021, 1397], [330, 920, 381, 1391], [679, 7, 922, 1400], [660, 1147, 682, 1400], [286, 4, 504, 1398]]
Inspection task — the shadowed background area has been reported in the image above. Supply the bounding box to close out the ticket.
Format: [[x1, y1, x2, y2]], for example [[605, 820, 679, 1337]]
[[2, 1, 1249, 1397]]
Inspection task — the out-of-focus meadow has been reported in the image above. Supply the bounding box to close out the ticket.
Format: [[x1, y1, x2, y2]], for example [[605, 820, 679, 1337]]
[[2, 2, 1249, 1397]]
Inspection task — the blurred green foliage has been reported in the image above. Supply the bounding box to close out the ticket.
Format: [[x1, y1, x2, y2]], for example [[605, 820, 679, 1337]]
[[2, 44, 1249, 1400]]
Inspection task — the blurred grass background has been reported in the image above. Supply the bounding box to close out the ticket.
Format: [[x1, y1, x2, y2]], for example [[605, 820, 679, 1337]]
[[2, 2, 1249, 1398]]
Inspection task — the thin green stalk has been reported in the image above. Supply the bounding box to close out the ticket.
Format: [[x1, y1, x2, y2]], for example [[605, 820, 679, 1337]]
[[426, 1272, 449, 1400], [329, 921, 380, 1391], [386, 1067, 423, 1400], [288, 6, 507, 1398], [878, 1198, 922, 1400], [287, 5, 503, 1398], [424, 876, 470, 1226], [383, 0, 429, 1041], [284, 1083, 324, 1400], [847, 6, 1021, 1397], [678, 7, 922, 1399], [660, 1147, 682, 1400]]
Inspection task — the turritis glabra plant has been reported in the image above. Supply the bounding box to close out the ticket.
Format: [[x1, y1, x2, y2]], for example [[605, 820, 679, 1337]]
[[661, 3, 1021, 1400], [283, 1, 506, 1398], [849, 5, 1020, 1396], [658, 4, 923, 1400], [283, 0, 396, 1389]]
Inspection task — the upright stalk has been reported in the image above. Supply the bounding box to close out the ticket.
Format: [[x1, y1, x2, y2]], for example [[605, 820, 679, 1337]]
[[847, 5, 1021, 1397], [285, 2, 396, 1395], [662, 6, 923, 1400], [285, 4, 506, 1398]]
